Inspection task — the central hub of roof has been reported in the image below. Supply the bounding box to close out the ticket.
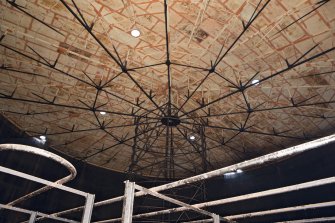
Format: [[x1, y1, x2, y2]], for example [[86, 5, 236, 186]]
[[161, 116, 181, 126]]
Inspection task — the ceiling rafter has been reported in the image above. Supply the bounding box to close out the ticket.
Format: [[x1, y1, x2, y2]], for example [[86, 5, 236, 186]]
[[0, 0, 334, 177]]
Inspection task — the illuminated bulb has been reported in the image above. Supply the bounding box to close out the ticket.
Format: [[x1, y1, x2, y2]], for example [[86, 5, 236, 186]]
[[189, 135, 196, 141], [224, 172, 236, 176], [131, 29, 141, 37], [224, 169, 243, 176], [251, 79, 259, 85], [100, 111, 106, 115]]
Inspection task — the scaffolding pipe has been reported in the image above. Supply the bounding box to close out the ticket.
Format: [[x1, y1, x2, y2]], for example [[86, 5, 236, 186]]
[[28, 212, 37, 223], [0, 144, 77, 206], [212, 215, 220, 223], [121, 181, 135, 223], [0, 204, 78, 223], [274, 216, 335, 223], [226, 201, 335, 220], [133, 184, 228, 222], [94, 176, 335, 222], [184, 215, 335, 223], [145, 134, 335, 192], [183, 220, 213, 223], [39, 134, 335, 220], [1, 157, 94, 223]]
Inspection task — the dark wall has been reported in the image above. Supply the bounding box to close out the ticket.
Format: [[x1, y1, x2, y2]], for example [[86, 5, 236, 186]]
[[1, 115, 335, 223]]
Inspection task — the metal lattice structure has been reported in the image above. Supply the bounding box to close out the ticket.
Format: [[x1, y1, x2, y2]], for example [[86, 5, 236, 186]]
[[0, 0, 334, 178]]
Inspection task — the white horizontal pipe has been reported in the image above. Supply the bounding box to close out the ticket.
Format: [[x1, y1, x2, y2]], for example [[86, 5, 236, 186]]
[[0, 165, 87, 196], [42, 134, 335, 220], [183, 219, 213, 223], [148, 134, 335, 193], [134, 184, 221, 220], [195, 176, 335, 209], [226, 201, 335, 219], [185, 216, 335, 223], [0, 144, 77, 205], [274, 216, 335, 223], [0, 204, 78, 223], [96, 176, 335, 222]]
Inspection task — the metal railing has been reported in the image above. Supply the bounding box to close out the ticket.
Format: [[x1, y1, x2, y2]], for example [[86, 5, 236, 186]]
[[0, 144, 95, 223]]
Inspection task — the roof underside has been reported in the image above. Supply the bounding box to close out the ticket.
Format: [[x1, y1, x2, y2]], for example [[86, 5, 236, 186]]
[[0, 0, 334, 178]]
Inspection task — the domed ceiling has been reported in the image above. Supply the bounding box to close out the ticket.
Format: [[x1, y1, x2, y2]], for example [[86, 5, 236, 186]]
[[0, 0, 334, 178]]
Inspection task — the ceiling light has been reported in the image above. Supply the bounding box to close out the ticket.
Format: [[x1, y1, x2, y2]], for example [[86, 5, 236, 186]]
[[224, 169, 242, 176], [40, 136, 47, 142], [251, 79, 260, 85], [100, 111, 106, 115], [189, 135, 196, 141], [34, 136, 46, 144], [224, 172, 236, 176], [131, 29, 141, 37]]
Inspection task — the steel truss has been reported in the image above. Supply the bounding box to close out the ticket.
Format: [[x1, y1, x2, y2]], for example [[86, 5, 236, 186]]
[[0, 0, 334, 177]]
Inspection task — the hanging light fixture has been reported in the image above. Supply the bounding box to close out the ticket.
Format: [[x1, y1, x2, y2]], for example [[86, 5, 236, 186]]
[[131, 29, 141, 37], [251, 79, 260, 85], [188, 135, 196, 141]]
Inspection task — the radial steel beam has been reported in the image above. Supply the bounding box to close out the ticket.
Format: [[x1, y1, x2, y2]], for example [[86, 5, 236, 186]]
[[180, 46, 335, 118], [0, 43, 161, 117], [180, 99, 335, 120], [181, 121, 305, 140], [0, 91, 147, 118], [2, 0, 335, 186], [272, 0, 330, 36], [175, 0, 271, 114], [58, 0, 166, 115], [128, 62, 166, 71], [163, 0, 172, 115]]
